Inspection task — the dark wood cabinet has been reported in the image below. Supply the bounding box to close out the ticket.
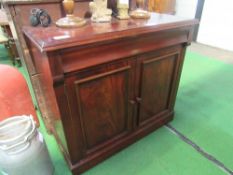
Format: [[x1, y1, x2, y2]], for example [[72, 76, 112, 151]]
[[23, 13, 197, 174]]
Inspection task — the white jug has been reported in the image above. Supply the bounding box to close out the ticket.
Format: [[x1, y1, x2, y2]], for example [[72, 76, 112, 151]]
[[0, 115, 54, 175]]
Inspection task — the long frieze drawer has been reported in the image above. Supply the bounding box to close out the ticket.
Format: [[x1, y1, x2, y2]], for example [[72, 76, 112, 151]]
[[60, 28, 190, 73]]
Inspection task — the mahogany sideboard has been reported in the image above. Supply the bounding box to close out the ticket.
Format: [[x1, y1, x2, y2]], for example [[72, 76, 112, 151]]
[[23, 13, 198, 174]]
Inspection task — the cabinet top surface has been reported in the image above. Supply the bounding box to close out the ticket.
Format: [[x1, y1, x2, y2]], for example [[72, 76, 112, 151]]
[[23, 13, 198, 52]]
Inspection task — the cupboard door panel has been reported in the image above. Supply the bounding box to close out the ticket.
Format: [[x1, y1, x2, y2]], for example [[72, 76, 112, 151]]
[[65, 60, 134, 154], [138, 51, 179, 125], [76, 67, 130, 148]]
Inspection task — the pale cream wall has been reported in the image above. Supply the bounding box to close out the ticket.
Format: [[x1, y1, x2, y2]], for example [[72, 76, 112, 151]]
[[175, 0, 198, 18], [197, 0, 233, 51]]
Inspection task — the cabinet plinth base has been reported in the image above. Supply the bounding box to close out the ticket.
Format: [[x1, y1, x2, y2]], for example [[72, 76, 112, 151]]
[[69, 112, 174, 175]]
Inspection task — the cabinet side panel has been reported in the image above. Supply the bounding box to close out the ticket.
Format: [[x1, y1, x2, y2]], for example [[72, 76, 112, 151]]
[[24, 38, 71, 160], [24, 37, 61, 128]]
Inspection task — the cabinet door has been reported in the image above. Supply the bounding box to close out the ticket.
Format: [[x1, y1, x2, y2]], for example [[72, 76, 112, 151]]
[[64, 59, 135, 158], [137, 48, 181, 126]]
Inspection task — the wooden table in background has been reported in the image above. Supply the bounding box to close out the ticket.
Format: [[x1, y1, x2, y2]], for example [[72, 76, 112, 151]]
[[0, 9, 19, 65]]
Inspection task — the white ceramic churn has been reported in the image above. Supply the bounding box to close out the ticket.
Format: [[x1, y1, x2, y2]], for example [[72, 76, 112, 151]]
[[0, 115, 54, 175]]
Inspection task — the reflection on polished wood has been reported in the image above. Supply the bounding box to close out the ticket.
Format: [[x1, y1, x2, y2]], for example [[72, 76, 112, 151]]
[[23, 13, 197, 52], [24, 13, 197, 175]]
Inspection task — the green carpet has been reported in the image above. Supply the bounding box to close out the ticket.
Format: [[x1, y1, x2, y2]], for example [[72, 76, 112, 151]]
[[171, 51, 233, 171], [39, 114, 226, 175], [0, 45, 233, 175], [0, 44, 11, 65]]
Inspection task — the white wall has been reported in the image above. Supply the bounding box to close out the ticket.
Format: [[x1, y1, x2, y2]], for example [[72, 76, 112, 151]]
[[175, 0, 198, 18], [197, 0, 233, 51]]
